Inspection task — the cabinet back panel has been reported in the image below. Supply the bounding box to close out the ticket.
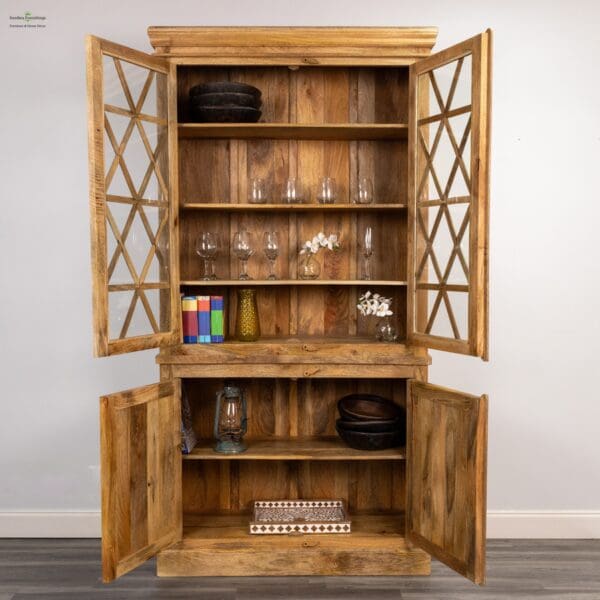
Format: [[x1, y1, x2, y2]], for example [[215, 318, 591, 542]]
[[176, 66, 408, 125], [182, 379, 406, 515], [183, 460, 406, 515], [180, 211, 406, 281], [184, 378, 405, 439], [177, 285, 406, 340]]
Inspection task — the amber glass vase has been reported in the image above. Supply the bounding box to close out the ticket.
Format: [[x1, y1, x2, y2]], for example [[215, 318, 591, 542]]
[[235, 288, 260, 341]]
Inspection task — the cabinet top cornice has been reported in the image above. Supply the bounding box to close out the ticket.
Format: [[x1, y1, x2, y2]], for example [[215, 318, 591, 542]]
[[147, 26, 438, 65]]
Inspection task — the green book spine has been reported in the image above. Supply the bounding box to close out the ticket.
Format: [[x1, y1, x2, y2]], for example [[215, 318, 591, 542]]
[[210, 295, 224, 343]]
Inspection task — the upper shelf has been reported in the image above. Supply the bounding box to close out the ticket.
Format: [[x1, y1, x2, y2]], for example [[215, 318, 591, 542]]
[[182, 203, 407, 212], [184, 437, 405, 461], [178, 123, 408, 140], [180, 279, 407, 287]]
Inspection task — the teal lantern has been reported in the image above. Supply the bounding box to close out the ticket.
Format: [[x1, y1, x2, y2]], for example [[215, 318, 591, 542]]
[[213, 382, 247, 454]]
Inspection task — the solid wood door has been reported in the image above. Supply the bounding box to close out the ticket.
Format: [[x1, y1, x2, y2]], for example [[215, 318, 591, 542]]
[[407, 31, 492, 359], [86, 36, 179, 356], [406, 380, 488, 584], [100, 381, 182, 582]]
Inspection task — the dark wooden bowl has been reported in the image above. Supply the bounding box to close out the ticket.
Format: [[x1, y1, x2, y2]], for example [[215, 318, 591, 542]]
[[335, 424, 405, 451], [336, 418, 401, 433], [189, 81, 262, 101], [338, 394, 405, 422], [191, 106, 262, 123], [190, 92, 261, 109]]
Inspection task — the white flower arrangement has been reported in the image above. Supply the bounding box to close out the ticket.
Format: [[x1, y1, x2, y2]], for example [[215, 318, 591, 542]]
[[357, 291, 393, 317], [299, 232, 341, 255]]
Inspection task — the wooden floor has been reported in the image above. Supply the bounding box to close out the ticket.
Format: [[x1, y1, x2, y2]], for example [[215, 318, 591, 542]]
[[0, 539, 599, 599]]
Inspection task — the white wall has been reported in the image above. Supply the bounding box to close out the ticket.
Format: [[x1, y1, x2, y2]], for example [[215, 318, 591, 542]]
[[1, 0, 599, 535]]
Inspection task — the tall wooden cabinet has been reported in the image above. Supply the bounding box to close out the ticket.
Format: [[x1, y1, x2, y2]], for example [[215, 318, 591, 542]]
[[86, 27, 491, 584]]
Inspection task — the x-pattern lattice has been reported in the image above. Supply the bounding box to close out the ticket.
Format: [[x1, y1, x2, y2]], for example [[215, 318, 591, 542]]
[[416, 57, 471, 340], [104, 57, 169, 339]]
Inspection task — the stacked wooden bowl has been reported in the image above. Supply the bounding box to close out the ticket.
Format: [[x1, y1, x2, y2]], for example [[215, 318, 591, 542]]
[[189, 81, 262, 123], [336, 394, 406, 451]]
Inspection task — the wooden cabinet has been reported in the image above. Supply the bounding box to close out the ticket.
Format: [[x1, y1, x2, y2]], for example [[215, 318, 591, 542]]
[[86, 27, 492, 584]]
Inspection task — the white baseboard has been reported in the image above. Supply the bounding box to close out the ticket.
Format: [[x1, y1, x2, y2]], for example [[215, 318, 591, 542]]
[[486, 511, 600, 539], [0, 512, 101, 538], [1, 511, 599, 538]]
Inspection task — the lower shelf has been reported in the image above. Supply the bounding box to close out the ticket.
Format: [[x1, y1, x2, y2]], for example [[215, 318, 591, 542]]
[[157, 514, 430, 576], [183, 437, 406, 461]]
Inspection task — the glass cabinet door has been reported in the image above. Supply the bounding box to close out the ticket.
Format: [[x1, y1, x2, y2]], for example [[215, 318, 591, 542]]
[[408, 31, 491, 359], [87, 36, 177, 356]]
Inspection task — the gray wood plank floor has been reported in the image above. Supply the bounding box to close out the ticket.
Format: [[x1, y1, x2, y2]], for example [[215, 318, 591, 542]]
[[0, 539, 598, 599]]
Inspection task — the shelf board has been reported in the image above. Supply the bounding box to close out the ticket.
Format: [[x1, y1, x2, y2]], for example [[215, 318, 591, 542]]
[[157, 513, 430, 576], [182, 202, 407, 211], [157, 339, 430, 366], [178, 122, 408, 140], [180, 279, 407, 286], [184, 437, 405, 461]]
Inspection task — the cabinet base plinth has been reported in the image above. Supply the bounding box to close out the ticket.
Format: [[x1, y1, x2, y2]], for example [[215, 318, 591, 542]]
[[156, 514, 431, 577]]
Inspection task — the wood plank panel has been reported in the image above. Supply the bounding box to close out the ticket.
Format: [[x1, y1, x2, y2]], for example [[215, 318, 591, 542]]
[[407, 381, 488, 584], [100, 381, 181, 582]]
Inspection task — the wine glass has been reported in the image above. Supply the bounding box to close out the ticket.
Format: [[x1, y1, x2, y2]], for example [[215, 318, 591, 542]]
[[361, 227, 373, 281], [263, 231, 279, 280], [196, 232, 219, 281], [249, 178, 268, 204], [282, 178, 304, 204], [317, 176, 337, 204], [356, 177, 374, 204], [233, 230, 254, 280]]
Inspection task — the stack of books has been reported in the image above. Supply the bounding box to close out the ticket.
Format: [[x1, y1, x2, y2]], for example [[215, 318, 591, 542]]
[[182, 295, 225, 343]]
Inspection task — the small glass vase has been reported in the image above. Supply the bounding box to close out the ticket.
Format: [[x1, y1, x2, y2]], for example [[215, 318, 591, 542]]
[[298, 254, 321, 280], [235, 288, 260, 342], [375, 316, 398, 342]]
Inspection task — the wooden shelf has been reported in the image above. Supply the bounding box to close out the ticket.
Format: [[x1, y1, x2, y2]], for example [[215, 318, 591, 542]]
[[182, 203, 407, 211], [157, 339, 430, 378], [180, 279, 407, 286], [178, 123, 408, 140], [184, 437, 405, 461], [157, 513, 430, 576]]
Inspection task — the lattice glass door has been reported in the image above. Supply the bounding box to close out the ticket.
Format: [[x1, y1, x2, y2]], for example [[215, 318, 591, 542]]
[[87, 37, 176, 356], [408, 32, 491, 359]]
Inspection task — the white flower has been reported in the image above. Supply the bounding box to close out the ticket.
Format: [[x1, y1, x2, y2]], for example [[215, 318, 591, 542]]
[[299, 232, 342, 255], [356, 290, 394, 317]]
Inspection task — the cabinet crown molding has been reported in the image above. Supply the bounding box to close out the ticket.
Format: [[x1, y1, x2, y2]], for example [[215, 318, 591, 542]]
[[146, 26, 439, 65]]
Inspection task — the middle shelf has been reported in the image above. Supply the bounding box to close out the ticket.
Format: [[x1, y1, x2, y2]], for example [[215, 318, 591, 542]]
[[180, 279, 407, 287], [184, 436, 406, 461]]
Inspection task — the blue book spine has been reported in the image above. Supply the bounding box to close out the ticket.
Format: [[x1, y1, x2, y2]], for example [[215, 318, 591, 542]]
[[197, 296, 211, 343]]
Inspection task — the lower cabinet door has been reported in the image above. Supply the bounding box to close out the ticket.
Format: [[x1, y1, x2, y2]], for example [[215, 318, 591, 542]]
[[406, 381, 488, 584], [100, 380, 182, 582]]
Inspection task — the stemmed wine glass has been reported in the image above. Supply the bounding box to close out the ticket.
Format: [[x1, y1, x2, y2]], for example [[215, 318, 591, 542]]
[[361, 227, 373, 281], [263, 231, 279, 280], [196, 232, 219, 281], [233, 230, 255, 280]]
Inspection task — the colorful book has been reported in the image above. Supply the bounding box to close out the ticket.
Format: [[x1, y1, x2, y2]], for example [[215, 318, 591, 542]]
[[210, 295, 225, 343], [181, 296, 198, 343], [197, 295, 211, 343]]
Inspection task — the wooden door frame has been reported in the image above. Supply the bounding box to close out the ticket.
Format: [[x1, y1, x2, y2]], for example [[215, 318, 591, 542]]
[[86, 36, 180, 356], [407, 30, 492, 360]]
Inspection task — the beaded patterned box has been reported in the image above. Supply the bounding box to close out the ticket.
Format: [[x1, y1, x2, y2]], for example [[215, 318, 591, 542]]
[[249, 500, 351, 535]]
